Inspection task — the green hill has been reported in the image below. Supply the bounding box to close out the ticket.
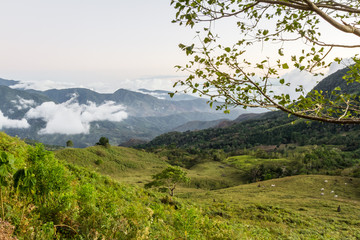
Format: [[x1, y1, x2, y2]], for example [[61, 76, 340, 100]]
[[1, 132, 360, 239], [55, 145, 168, 184], [181, 175, 360, 239], [140, 110, 360, 152]]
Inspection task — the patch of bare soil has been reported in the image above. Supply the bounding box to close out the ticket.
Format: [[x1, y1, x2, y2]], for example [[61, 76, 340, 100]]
[[0, 219, 17, 240]]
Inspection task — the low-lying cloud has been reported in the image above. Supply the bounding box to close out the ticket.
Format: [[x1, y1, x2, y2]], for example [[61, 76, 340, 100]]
[[11, 96, 36, 110], [25, 97, 128, 135], [0, 111, 30, 129]]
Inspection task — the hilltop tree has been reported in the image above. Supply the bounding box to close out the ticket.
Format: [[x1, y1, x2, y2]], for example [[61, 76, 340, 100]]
[[66, 140, 74, 148], [171, 0, 360, 124], [145, 166, 189, 197], [96, 137, 110, 148]]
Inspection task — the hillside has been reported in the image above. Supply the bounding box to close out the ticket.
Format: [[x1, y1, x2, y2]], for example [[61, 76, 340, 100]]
[[2, 131, 360, 239], [55, 146, 168, 184], [140, 110, 360, 152], [181, 175, 360, 239], [140, 67, 360, 152], [313, 67, 360, 95], [0, 132, 246, 239]]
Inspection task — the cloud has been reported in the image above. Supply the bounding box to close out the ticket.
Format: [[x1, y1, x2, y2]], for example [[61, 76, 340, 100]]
[[0, 111, 30, 129], [11, 96, 36, 110], [9, 75, 185, 93], [25, 97, 128, 135], [11, 80, 78, 91]]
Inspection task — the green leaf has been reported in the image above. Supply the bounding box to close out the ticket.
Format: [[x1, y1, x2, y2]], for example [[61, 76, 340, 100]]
[[282, 63, 289, 69], [278, 48, 284, 56]]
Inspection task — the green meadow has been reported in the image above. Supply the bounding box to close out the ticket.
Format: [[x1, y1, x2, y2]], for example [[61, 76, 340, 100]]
[[1, 131, 360, 239]]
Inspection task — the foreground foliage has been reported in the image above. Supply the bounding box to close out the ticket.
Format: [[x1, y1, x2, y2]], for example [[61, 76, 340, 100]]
[[0, 132, 240, 239]]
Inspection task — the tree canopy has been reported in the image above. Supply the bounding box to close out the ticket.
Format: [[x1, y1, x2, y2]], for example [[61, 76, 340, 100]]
[[96, 137, 110, 148], [171, 0, 360, 124], [145, 166, 189, 196]]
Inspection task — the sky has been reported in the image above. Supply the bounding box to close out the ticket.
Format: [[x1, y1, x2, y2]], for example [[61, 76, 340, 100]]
[[0, 1, 197, 92], [0, 0, 356, 94], [0, 1, 357, 135]]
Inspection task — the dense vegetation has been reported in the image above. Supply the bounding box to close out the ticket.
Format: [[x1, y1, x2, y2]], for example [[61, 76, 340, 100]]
[[141, 111, 360, 152], [0, 132, 244, 239], [1, 131, 360, 239]]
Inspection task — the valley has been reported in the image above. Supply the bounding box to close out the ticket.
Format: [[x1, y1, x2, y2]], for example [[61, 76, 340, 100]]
[[0, 67, 360, 239]]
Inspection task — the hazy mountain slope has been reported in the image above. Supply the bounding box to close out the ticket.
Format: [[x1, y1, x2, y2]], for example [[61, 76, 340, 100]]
[[313, 67, 360, 95], [171, 119, 227, 132], [139, 67, 360, 151], [43, 88, 108, 104], [0, 79, 243, 147], [0, 78, 19, 87], [137, 88, 199, 101], [0, 85, 51, 119]]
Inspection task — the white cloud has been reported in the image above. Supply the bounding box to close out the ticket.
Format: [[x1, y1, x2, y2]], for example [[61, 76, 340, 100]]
[[0, 111, 30, 129], [11, 80, 78, 91], [25, 97, 127, 135], [11, 96, 36, 110]]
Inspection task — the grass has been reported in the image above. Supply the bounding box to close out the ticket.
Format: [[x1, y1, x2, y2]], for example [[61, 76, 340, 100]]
[[178, 175, 360, 239], [224, 155, 289, 169], [55, 146, 168, 184], [54, 146, 360, 238], [187, 161, 244, 189]]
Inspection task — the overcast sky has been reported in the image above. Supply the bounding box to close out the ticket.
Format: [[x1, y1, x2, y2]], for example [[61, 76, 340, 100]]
[[0, 1, 196, 92], [0, 1, 356, 93]]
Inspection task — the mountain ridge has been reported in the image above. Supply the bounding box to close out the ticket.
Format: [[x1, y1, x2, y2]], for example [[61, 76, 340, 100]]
[[0, 78, 242, 147]]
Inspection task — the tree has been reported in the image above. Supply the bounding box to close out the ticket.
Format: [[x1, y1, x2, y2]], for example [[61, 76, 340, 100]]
[[171, 0, 360, 124], [145, 166, 189, 196], [66, 140, 74, 148], [96, 137, 110, 148]]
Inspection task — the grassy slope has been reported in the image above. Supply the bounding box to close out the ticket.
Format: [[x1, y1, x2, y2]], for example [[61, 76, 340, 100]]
[[54, 145, 360, 239], [55, 146, 167, 184], [179, 175, 360, 239], [56, 146, 247, 189]]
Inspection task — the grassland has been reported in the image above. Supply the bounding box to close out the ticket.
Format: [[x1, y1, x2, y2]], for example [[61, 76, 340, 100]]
[[178, 175, 360, 239], [224, 154, 289, 173], [55, 146, 167, 184], [52, 145, 360, 239]]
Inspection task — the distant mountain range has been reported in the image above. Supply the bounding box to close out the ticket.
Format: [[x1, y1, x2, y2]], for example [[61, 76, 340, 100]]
[[2, 67, 355, 148], [0, 78, 249, 147], [139, 67, 360, 151]]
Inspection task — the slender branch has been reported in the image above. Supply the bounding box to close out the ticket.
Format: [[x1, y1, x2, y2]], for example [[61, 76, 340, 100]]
[[309, 46, 333, 72], [303, 35, 360, 48], [302, 0, 360, 36]]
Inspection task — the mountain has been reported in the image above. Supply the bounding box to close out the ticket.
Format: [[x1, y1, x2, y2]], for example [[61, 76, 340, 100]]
[[137, 88, 199, 101], [313, 67, 360, 95], [171, 119, 227, 132], [0, 85, 51, 119], [139, 67, 360, 151], [0, 78, 245, 147], [0, 78, 19, 87], [35, 87, 240, 117]]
